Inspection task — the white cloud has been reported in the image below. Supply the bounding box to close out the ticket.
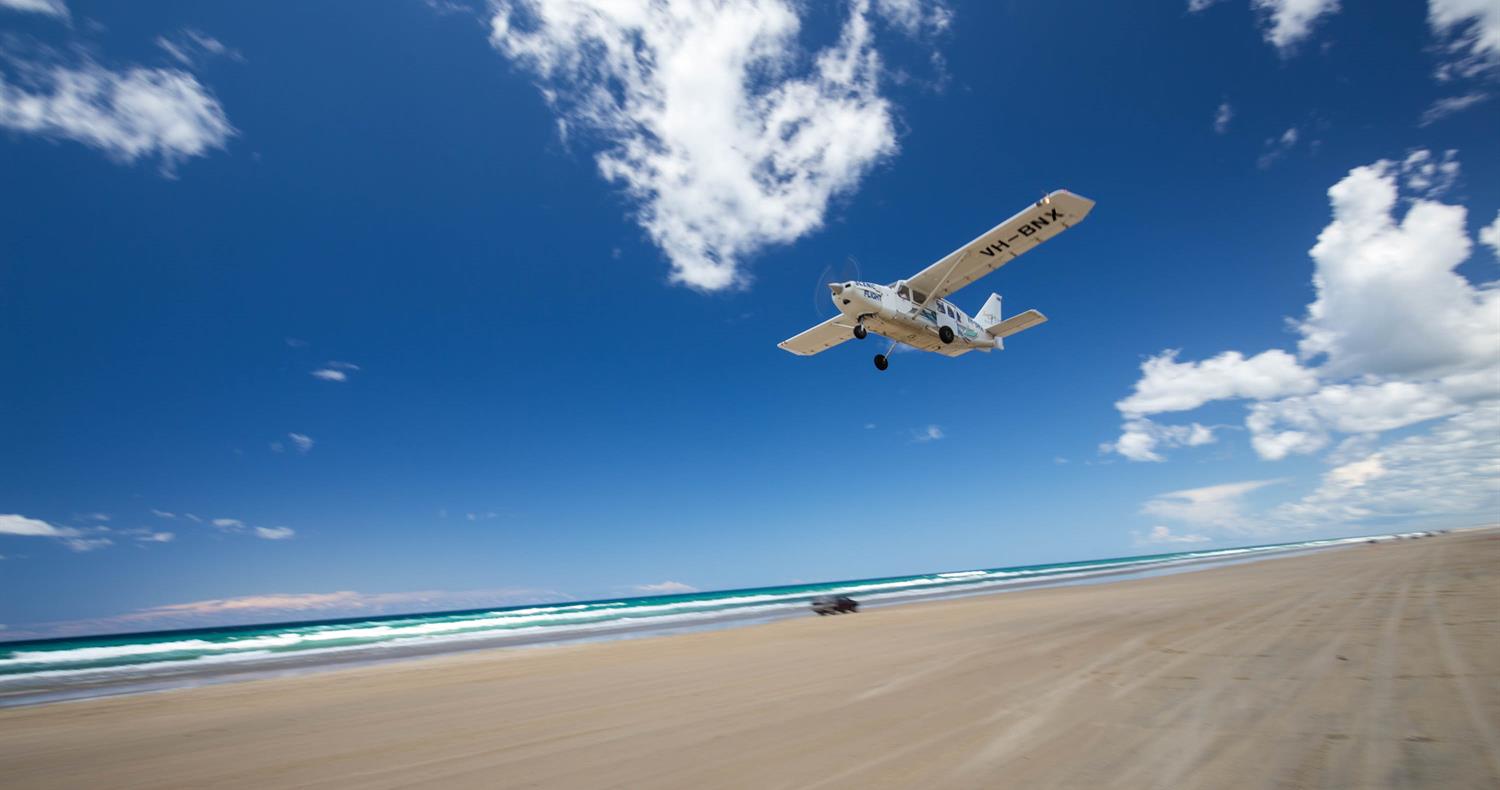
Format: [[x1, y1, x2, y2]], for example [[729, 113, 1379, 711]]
[[633, 580, 698, 594], [155, 30, 241, 68], [1428, 0, 1500, 80], [1110, 151, 1500, 537], [1257, 125, 1302, 169], [129, 530, 175, 543], [1420, 91, 1491, 126], [1213, 101, 1233, 134], [0, 53, 233, 172], [1108, 418, 1216, 462], [211, 517, 244, 530], [255, 526, 295, 540], [310, 368, 347, 381], [62, 537, 112, 552], [11, 587, 571, 638], [1297, 155, 1497, 380], [1116, 349, 1318, 417], [150, 509, 176, 519], [1252, 0, 1341, 51], [0, 513, 75, 537], [1188, 0, 1224, 13], [1480, 211, 1500, 257], [1135, 525, 1211, 545], [913, 424, 944, 442], [1141, 479, 1285, 530], [288, 432, 314, 453], [487, 0, 942, 290], [0, 0, 67, 18], [325, 360, 360, 371]]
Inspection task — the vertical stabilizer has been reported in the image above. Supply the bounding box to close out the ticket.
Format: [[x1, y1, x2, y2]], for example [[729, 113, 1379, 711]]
[[976, 293, 1004, 327]]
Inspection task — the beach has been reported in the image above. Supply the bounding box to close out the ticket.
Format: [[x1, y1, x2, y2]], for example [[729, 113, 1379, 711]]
[[3, 531, 1496, 789]]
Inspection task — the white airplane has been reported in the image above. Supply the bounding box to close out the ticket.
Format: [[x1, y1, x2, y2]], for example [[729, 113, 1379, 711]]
[[779, 190, 1095, 370]]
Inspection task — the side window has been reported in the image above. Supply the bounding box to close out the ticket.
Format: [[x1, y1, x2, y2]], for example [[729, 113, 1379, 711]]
[[897, 284, 910, 300]]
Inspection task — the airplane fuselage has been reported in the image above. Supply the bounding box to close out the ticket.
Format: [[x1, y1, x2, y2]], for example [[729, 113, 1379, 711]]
[[831, 281, 998, 352]]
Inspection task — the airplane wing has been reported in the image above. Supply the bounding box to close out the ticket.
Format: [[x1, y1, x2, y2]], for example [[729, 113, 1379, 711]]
[[777, 317, 856, 356], [901, 190, 1095, 304]]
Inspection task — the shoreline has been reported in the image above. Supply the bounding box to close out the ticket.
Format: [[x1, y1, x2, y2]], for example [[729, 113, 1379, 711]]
[[3, 530, 1495, 788], [0, 534, 1396, 708]]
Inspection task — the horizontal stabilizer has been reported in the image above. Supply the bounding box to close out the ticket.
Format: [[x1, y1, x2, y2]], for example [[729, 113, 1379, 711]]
[[986, 309, 1047, 339]]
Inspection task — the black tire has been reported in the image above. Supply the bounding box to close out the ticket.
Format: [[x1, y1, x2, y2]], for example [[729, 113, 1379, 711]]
[[874, 354, 889, 371], [939, 326, 955, 344], [853, 323, 867, 340]]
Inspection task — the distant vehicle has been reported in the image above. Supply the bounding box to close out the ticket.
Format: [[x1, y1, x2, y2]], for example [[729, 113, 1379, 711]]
[[810, 595, 859, 615], [778, 190, 1095, 371]]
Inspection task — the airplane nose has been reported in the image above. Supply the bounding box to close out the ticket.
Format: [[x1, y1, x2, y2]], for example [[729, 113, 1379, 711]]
[[828, 282, 844, 295]]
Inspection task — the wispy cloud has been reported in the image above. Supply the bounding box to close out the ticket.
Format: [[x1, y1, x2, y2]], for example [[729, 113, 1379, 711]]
[[211, 517, 244, 531], [0, 47, 234, 173], [254, 526, 295, 540], [632, 581, 698, 595], [1213, 101, 1233, 134], [1133, 525, 1211, 545], [149, 509, 176, 519], [0, 513, 76, 538], [1419, 91, 1491, 126], [288, 433, 314, 454], [154, 29, 242, 68], [0, 0, 67, 19], [310, 368, 347, 382], [912, 424, 945, 442], [8, 587, 571, 639]]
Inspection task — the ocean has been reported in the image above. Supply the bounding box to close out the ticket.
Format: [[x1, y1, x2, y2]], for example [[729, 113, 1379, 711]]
[[0, 533, 1413, 706]]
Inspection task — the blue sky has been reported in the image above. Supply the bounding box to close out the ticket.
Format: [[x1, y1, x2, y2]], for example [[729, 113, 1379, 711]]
[[2, 0, 1497, 638]]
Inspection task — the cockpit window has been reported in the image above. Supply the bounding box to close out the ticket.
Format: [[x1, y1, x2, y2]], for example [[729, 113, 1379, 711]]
[[896, 284, 910, 300]]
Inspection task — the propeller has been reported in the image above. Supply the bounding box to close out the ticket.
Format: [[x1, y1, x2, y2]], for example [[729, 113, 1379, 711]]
[[811, 255, 865, 321]]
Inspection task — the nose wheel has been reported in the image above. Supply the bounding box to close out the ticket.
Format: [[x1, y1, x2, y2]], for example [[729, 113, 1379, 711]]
[[873, 354, 889, 371], [853, 323, 868, 340]]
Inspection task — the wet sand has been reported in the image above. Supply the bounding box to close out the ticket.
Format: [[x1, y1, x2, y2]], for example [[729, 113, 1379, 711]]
[[3, 531, 1496, 789]]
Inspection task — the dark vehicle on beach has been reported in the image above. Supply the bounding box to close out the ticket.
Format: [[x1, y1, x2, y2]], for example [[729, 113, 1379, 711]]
[[810, 595, 859, 615]]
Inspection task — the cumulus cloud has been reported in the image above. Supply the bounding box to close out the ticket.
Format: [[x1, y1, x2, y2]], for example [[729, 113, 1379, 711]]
[[0, 0, 67, 18], [633, 581, 698, 594], [1428, 0, 1500, 80], [0, 51, 233, 172], [1110, 150, 1500, 536], [1107, 418, 1217, 462], [1116, 349, 1318, 417], [487, 0, 945, 290], [1252, 0, 1341, 52], [254, 526, 295, 540]]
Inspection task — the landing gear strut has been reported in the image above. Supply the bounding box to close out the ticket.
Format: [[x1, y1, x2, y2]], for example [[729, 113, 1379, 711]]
[[873, 354, 889, 371], [853, 323, 868, 340], [938, 326, 955, 344]]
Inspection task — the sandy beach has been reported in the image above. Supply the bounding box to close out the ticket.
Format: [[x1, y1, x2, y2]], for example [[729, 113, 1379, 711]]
[[3, 531, 1496, 789]]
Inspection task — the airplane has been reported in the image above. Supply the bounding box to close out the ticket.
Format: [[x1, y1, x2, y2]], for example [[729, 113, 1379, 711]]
[[778, 189, 1095, 370]]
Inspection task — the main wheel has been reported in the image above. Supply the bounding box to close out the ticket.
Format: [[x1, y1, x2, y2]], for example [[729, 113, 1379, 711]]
[[873, 354, 889, 371], [853, 323, 867, 339], [939, 326, 955, 344]]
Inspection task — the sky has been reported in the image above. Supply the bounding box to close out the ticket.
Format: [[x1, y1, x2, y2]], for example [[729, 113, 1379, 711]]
[[1, 0, 1497, 639]]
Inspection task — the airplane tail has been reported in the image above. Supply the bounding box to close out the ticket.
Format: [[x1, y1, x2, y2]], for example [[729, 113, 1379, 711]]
[[977, 293, 1048, 349]]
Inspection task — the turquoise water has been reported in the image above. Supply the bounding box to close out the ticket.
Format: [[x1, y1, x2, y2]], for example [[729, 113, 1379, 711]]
[[0, 534, 1400, 699]]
